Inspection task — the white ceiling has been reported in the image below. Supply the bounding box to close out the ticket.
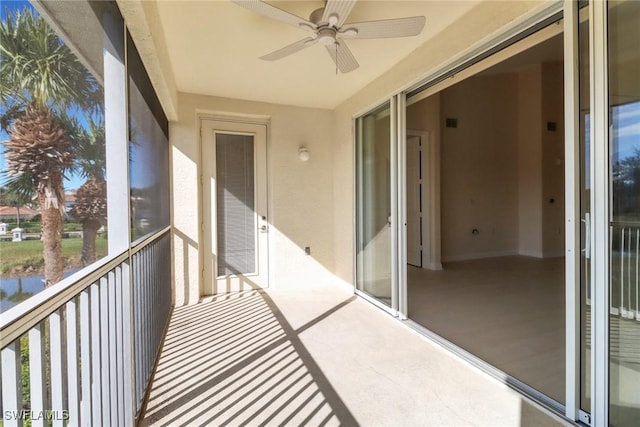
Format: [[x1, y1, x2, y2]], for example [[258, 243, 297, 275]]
[[155, 1, 479, 109]]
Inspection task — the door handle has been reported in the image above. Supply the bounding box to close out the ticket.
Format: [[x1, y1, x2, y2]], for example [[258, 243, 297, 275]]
[[581, 212, 590, 259], [259, 225, 269, 233]]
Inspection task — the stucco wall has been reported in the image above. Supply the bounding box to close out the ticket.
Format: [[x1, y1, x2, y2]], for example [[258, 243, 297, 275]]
[[172, 93, 338, 305]]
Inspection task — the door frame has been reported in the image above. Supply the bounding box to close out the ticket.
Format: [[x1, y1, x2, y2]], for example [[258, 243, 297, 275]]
[[199, 115, 271, 296]]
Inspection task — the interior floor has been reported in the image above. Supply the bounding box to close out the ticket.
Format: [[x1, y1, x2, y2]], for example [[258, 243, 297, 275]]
[[408, 255, 565, 404]]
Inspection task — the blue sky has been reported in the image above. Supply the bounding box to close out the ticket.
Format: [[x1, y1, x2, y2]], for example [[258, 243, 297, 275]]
[[0, 0, 86, 190]]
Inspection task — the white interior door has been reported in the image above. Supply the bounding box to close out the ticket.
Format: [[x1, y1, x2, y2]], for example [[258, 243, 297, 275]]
[[202, 120, 269, 294], [406, 135, 422, 267]]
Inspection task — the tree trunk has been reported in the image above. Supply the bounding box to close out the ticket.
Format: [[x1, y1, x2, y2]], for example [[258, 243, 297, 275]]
[[81, 219, 101, 266], [39, 191, 64, 286]]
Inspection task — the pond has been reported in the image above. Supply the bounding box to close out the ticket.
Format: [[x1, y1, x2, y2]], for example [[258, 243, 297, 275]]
[[0, 269, 79, 313]]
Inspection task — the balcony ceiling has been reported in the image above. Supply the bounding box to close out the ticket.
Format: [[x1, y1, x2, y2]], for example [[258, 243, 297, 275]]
[[153, 1, 479, 109]]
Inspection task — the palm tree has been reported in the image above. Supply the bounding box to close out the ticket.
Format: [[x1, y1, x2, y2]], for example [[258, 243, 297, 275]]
[[69, 117, 107, 266], [0, 8, 100, 286]]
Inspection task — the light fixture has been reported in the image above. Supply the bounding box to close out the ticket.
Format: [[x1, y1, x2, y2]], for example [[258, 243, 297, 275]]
[[298, 147, 310, 162]]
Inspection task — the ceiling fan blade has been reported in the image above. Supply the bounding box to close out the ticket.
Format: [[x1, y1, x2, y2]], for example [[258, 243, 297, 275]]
[[342, 16, 426, 39], [232, 0, 315, 30], [322, 0, 357, 28], [325, 41, 359, 73], [260, 37, 317, 61]]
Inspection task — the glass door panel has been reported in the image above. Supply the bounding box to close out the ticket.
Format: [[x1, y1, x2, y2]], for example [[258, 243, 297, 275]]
[[579, 2, 592, 416], [608, 1, 640, 425], [356, 103, 393, 306]]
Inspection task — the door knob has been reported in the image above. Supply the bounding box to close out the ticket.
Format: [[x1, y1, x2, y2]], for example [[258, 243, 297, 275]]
[[260, 225, 269, 233]]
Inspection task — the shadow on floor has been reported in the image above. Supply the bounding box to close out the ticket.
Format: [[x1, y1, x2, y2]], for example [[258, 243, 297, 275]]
[[141, 283, 358, 426]]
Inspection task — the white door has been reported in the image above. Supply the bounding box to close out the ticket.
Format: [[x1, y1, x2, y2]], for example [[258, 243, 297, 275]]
[[406, 135, 422, 267], [202, 120, 269, 294]]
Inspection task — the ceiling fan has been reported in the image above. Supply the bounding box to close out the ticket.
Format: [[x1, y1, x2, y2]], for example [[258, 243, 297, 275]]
[[232, 0, 426, 73]]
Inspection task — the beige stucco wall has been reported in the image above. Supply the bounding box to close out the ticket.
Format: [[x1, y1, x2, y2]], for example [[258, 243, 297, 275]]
[[171, 93, 338, 305]]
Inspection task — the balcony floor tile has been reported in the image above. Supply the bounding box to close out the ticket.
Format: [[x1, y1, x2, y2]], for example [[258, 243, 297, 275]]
[[141, 284, 570, 426]]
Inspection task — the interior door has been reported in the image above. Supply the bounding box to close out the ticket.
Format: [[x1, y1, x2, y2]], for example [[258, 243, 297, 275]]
[[202, 120, 269, 294], [406, 135, 422, 267]]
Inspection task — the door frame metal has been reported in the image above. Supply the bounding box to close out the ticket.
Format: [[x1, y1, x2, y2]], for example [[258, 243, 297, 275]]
[[563, 0, 580, 421], [589, 1, 610, 425]]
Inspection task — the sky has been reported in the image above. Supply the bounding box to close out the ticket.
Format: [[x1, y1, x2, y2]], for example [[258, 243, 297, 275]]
[[0, 0, 87, 191]]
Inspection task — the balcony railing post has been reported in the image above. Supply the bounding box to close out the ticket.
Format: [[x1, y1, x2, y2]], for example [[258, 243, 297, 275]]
[[49, 308, 64, 427], [29, 322, 47, 427], [122, 259, 135, 426], [1, 341, 22, 427], [65, 298, 80, 424]]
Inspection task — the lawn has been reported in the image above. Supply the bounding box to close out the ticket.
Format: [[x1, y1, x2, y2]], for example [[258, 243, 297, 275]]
[[0, 236, 108, 276]]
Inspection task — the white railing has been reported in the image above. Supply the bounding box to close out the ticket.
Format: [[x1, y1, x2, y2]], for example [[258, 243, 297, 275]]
[[610, 223, 640, 321], [0, 227, 172, 426]]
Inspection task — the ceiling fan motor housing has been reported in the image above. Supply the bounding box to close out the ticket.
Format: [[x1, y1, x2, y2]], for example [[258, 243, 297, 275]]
[[317, 27, 337, 45]]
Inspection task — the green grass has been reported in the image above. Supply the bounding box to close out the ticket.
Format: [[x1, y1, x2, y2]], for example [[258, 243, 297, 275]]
[[0, 236, 108, 275]]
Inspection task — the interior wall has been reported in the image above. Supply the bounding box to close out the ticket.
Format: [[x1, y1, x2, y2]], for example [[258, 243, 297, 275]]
[[517, 64, 544, 257], [516, 62, 565, 258], [439, 74, 520, 261], [332, 1, 552, 283], [172, 93, 338, 305], [541, 62, 565, 257], [405, 62, 564, 263]]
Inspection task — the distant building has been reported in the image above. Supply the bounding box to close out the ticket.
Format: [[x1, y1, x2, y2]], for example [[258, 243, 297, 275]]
[[0, 205, 38, 221]]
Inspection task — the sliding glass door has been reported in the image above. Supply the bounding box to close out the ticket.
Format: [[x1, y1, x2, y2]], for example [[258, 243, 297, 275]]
[[607, 1, 640, 425], [355, 102, 394, 308], [583, 1, 640, 424], [352, 2, 639, 424]]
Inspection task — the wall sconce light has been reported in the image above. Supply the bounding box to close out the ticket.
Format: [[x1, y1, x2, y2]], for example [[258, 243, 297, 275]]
[[298, 147, 310, 162]]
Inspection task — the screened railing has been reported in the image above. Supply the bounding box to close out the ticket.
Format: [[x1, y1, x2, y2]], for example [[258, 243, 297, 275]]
[[0, 227, 171, 426], [611, 222, 640, 321]]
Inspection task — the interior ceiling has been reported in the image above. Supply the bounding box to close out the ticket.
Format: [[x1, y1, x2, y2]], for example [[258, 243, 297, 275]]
[[156, 1, 479, 109]]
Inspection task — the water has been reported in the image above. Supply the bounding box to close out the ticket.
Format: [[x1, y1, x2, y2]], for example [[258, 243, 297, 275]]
[[0, 269, 79, 313]]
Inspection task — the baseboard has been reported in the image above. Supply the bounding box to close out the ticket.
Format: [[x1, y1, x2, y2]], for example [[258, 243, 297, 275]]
[[518, 250, 565, 259], [442, 250, 517, 263], [424, 262, 443, 271], [518, 250, 545, 258], [543, 251, 565, 258]]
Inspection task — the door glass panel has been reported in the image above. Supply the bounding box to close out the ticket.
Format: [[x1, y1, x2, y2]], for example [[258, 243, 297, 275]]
[[356, 103, 392, 306], [216, 133, 256, 276], [608, 1, 640, 425], [579, 2, 592, 415]]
